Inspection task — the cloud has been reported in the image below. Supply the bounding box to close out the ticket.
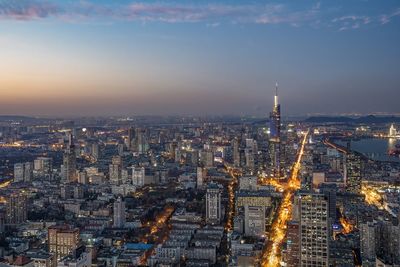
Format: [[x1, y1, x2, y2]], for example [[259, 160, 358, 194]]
[[380, 8, 400, 24], [0, 0, 399, 31], [0, 0, 59, 20], [331, 15, 371, 31]]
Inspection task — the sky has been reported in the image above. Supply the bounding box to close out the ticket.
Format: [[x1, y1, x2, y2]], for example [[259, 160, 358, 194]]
[[0, 0, 399, 117]]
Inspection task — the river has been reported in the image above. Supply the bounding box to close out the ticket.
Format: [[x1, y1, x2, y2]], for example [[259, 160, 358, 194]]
[[337, 138, 400, 162]]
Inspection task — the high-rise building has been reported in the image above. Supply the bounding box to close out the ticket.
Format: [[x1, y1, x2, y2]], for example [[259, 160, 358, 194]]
[[201, 149, 214, 168], [136, 128, 149, 154], [320, 183, 337, 223], [269, 83, 283, 178], [91, 142, 99, 160], [109, 155, 123, 185], [48, 225, 79, 260], [132, 167, 145, 187], [232, 138, 240, 167], [23, 162, 33, 182], [197, 167, 204, 188], [205, 183, 222, 225], [345, 152, 362, 194], [62, 133, 76, 182], [13, 163, 24, 182], [360, 222, 376, 264], [113, 197, 126, 228], [127, 127, 135, 151], [14, 162, 33, 182], [297, 191, 329, 266], [245, 148, 255, 171], [286, 221, 300, 266], [5, 191, 27, 225], [34, 157, 53, 175]]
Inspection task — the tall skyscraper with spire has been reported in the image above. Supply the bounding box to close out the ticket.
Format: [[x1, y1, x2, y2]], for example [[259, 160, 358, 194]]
[[269, 83, 282, 178]]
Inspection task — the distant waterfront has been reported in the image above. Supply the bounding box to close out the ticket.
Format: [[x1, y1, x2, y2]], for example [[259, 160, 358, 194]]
[[337, 138, 400, 162]]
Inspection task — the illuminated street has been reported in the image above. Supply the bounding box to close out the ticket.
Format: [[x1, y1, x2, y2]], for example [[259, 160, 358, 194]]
[[139, 205, 175, 264], [225, 166, 239, 231], [361, 184, 385, 210], [261, 131, 309, 267]]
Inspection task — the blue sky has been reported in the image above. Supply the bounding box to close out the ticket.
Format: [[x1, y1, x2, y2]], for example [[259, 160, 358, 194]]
[[0, 0, 399, 116]]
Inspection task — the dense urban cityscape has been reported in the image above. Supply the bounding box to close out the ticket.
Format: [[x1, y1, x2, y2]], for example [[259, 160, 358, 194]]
[[1, 1, 400, 266], [1, 88, 400, 266]]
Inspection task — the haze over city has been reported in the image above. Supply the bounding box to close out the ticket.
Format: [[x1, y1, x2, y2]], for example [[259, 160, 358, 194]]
[[1, 0, 399, 116]]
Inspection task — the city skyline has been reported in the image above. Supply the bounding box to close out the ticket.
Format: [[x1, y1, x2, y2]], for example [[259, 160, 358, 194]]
[[1, 0, 400, 116]]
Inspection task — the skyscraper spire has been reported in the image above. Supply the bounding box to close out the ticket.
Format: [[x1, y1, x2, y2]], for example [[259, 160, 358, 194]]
[[274, 82, 279, 108]]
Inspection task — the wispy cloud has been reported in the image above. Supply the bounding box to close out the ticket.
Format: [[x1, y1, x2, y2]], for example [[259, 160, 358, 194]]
[[380, 8, 400, 24], [331, 15, 371, 31], [0, 0, 399, 31]]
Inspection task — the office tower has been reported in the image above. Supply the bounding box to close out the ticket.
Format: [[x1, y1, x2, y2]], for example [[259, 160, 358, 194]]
[[232, 138, 240, 167], [136, 128, 149, 154], [23, 162, 33, 182], [118, 143, 124, 156], [345, 152, 362, 193], [376, 221, 400, 265], [205, 183, 222, 225], [5, 191, 27, 225], [360, 222, 376, 264], [13, 162, 33, 182], [34, 157, 53, 175], [245, 148, 255, 170], [197, 167, 204, 188], [127, 127, 135, 151], [269, 83, 283, 179], [109, 164, 120, 185], [132, 167, 145, 187], [201, 149, 214, 168], [113, 197, 126, 228], [91, 142, 99, 160], [48, 225, 79, 260], [320, 184, 337, 222], [13, 163, 24, 182], [239, 176, 258, 191], [297, 192, 329, 266], [62, 133, 76, 182], [286, 221, 300, 266], [109, 155, 123, 185], [236, 191, 271, 237]]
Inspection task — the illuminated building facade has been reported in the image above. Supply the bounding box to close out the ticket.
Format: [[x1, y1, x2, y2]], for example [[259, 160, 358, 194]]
[[6, 191, 27, 225], [345, 152, 362, 194], [206, 183, 222, 225], [297, 192, 329, 266], [48, 225, 79, 260], [286, 221, 300, 266], [236, 191, 271, 238]]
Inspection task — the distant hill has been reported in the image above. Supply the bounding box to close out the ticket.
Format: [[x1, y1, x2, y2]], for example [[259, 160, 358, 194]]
[[305, 115, 400, 124], [0, 115, 38, 121]]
